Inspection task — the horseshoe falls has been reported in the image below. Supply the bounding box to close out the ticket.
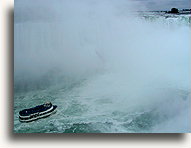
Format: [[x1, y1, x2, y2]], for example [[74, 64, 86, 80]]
[[14, 0, 191, 133]]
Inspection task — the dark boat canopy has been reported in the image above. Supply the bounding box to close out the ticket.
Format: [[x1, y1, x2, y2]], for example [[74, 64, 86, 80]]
[[19, 102, 52, 116]]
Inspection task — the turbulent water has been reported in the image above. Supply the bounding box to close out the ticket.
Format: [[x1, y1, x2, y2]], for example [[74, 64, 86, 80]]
[[14, 1, 191, 133]]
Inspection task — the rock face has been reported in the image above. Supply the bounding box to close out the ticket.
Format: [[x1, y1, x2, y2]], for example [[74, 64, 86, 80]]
[[169, 8, 179, 14]]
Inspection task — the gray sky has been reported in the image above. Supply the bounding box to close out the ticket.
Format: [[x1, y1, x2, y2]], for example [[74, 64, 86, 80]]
[[15, 0, 190, 23], [135, 0, 190, 10]]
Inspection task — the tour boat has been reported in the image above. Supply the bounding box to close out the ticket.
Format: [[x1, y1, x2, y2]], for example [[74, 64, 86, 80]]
[[19, 102, 57, 122]]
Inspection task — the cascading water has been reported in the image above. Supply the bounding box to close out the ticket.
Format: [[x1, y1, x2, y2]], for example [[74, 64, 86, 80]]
[[14, 0, 191, 133]]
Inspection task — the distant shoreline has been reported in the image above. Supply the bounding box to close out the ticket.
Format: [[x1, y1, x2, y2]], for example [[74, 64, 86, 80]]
[[137, 8, 191, 15]]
